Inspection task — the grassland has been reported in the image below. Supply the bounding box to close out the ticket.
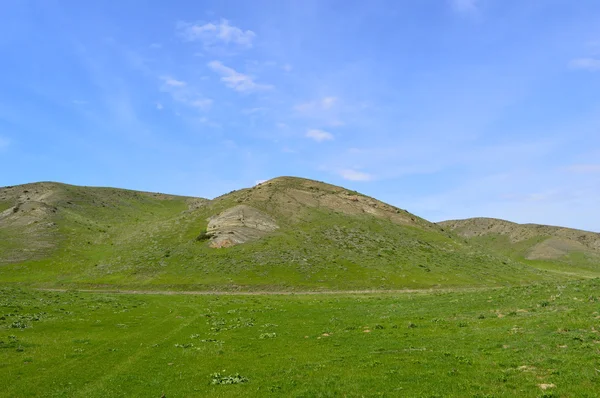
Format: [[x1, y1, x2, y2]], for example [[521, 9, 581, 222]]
[[2, 280, 600, 397], [3, 178, 600, 396]]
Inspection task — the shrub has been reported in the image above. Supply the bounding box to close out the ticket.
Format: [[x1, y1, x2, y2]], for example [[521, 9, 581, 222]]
[[10, 321, 28, 329], [211, 373, 249, 385], [196, 230, 212, 241]]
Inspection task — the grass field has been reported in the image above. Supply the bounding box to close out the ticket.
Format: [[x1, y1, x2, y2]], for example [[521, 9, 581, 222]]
[[2, 279, 600, 397], [3, 179, 600, 397]]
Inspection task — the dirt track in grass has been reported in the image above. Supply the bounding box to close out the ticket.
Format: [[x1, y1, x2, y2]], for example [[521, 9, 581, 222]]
[[38, 286, 495, 296]]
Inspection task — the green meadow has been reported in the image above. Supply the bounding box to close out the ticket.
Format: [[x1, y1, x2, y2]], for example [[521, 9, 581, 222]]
[[2, 279, 600, 397], [3, 180, 600, 397]]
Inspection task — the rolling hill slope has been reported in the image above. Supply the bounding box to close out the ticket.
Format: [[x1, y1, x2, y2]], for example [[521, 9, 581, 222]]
[[439, 218, 600, 277], [0, 177, 576, 291]]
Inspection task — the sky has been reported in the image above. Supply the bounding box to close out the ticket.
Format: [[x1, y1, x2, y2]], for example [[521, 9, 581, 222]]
[[1, 0, 599, 231]]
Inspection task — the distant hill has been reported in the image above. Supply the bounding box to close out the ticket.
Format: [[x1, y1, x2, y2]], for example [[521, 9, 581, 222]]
[[439, 218, 600, 277], [0, 177, 588, 291]]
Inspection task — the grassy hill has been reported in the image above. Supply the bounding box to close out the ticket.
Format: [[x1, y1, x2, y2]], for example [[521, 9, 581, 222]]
[[0, 177, 577, 291], [439, 218, 600, 278]]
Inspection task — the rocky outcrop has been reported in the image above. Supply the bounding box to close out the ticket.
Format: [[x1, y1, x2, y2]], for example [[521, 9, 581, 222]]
[[206, 205, 279, 248]]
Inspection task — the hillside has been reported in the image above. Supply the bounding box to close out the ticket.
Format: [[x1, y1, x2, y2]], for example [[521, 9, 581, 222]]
[[439, 218, 600, 277], [0, 177, 573, 291]]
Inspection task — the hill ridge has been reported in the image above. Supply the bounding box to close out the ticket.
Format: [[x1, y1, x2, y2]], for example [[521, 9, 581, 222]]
[[2, 176, 599, 291]]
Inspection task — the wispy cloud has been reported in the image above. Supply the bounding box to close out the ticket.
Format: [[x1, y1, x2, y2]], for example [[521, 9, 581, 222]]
[[306, 129, 334, 142], [160, 76, 212, 111], [0, 136, 10, 150], [177, 19, 256, 48], [450, 0, 480, 17], [338, 169, 373, 181], [569, 58, 600, 71], [156, 102, 164, 110], [189, 99, 213, 110], [242, 107, 268, 115], [162, 77, 186, 87], [565, 164, 600, 173], [295, 97, 338, 113], [208, 60, 273, 92], [294, 97, 344, 126]]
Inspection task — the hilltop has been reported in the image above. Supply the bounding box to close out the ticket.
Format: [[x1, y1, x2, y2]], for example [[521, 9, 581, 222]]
[[0, 177, 591, 291], [439, 217, 600, 277]]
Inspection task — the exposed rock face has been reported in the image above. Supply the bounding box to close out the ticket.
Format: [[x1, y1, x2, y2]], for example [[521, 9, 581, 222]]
[[206, 205, 279, 248], [439, 217, 600, 260], [212, 176, 430, 229]]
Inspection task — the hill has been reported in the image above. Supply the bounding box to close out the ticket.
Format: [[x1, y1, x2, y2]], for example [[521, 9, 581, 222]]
[[0, 177, 574, 291], [439, 218, 600, 277]]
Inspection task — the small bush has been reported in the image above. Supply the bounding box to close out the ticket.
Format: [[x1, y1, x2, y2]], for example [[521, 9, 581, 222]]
[[196, 230, 212, 241], [10, 321, 28, 329], [211, 373, 249, 385]]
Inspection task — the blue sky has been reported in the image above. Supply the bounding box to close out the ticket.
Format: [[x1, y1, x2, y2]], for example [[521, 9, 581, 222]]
[[1, 0, 599, 231]]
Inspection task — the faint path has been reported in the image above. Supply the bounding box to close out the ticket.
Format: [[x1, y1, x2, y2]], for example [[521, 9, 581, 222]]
[[37, 286, 498, 296]]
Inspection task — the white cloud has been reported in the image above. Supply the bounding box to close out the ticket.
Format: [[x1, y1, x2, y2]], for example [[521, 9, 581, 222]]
[[339, 169, 373, 181], [282, 64, 293, 72], [162, 77, 186, 87], [208, 60, 273, 92], [177, 19, 256, 48], [569, 58, 600, 71], [156, 102, 164, 110], [306, 129, 334, 142]]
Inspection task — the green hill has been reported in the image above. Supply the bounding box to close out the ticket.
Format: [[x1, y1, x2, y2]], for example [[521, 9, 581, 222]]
[[439, 217, 600, 278], [0, 177, 576, 291]]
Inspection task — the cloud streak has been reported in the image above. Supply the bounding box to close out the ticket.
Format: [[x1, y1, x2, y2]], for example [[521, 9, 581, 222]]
[[294, 96, 344, 126], [339, 169, 373, 181], [162, 77, 186, 87], [450, 0, 480, 17], [306, 129, 334, 142], [569, 58, 600, 71], [208, 61, 273, 92], [565, 164, 600, 173], [177, 19, 256, 48], [159, 76, 212, 111], [294, 97, 337, 113]]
